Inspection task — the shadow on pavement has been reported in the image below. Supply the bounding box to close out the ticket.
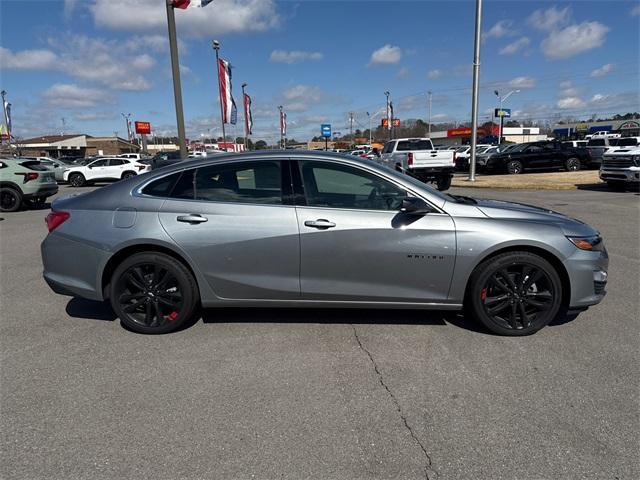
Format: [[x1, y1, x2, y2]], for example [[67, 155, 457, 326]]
[[65, 297, 116, 321], [577, 183, 640, 192]]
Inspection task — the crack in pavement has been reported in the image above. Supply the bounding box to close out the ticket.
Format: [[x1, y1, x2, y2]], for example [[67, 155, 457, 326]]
[[351, 325, 437, 480]]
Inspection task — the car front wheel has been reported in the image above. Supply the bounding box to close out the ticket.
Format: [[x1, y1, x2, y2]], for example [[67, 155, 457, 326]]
[[110, 252, 199, 334], [466, 251, 562, 336], [506, 160, 523, 174], [69, 173, 85, 187], [0, 187, 22, 212], [565, 157, 581, 171]]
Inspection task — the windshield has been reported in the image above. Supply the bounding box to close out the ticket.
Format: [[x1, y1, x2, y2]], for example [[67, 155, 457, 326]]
[[476, 146, 491, 153], [396, 139, 434, 151], [456, 146, 468, 152]]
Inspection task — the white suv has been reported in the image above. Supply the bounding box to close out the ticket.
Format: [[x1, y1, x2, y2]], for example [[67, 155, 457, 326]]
[[63, 157, 150, 187]]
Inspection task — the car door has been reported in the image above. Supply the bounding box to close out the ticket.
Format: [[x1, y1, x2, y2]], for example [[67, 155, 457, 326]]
[[85, 158, 110, 180], [158, 159, 301, 300], [293, 159, 456, 303], [521, 145, 547, 169]]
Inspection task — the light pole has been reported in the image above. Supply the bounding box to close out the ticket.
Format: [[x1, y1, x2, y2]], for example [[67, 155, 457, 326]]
[[241, 82, 248, 150], [384, 91, 391, 141], [494, 89, 519, 144], [468, 0, 483, 182], [212, 39, 228, 151], [121, 113, 131, 141], [278, 105, 284, 149], [366, 112, 372, 146], [165, 0, 187, 159], [427, 90, 432, 137]]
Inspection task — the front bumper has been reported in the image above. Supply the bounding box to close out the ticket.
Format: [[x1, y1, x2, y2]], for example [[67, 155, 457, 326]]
[[599, 168, 640, 183], [564, 246, 609, 309]]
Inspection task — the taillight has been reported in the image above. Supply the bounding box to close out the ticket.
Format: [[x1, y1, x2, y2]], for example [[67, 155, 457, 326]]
[[137, 165, 146, 171], [407, 152, 414, 167], [15, 172, 39, 183], [45, 211, 70, 232]]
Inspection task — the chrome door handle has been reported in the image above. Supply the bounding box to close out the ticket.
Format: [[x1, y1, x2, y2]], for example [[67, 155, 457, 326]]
[[304, 219, 336, 229], [177, 214, 208, 224]]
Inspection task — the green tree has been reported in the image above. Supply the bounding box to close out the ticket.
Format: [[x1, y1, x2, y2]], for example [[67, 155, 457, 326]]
[[254, 140, 268, 150]]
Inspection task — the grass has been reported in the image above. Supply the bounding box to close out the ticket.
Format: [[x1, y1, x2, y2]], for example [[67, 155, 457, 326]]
[[451, 170, 601, 190]]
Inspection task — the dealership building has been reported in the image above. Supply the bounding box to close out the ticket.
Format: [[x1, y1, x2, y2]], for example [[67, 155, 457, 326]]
[[552, 119, 640, 139], [15, 134, 140, 158]]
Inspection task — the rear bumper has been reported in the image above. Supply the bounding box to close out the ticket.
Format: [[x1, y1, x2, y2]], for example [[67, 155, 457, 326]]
[[599, 169, 640, 183], [24, 185, 58, 199], [407, 167, 454, 176]]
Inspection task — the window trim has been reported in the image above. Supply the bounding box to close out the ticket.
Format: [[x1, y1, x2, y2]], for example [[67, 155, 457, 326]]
[[291, 158, 439, 213]]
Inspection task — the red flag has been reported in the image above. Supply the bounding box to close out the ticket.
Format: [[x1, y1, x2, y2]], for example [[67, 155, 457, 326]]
[[218, 58, 236, 124], [172, 0, 191, 9]]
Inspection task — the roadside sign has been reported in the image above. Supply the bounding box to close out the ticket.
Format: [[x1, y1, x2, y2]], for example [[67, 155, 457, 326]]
[[494, 108, 511, 118], [321, 124, 332, 138], [135, 121, 151, 135], [619, 121, 640, 130], [381, 118, 401, 127]]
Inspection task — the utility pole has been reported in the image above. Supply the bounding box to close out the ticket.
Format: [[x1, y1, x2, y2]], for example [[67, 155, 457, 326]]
[[212, 39, 227, 151], [241, 82, 248, 150], [165, 0, 187, 159], [366, 111, 372, 146], [121, 113, 131, 142], [468, 0, 483, 182], [427, 90, 432, 137], [384, 91, 391, 141], [349, 112, 354, 147], [494, 89, 519, 144], [278, 105, 284, 149]]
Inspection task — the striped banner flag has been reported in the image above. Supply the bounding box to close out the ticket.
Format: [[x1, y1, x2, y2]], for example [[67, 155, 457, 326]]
[[217, 58, 237, 124], [244, 93, 253, 135], [280, 110, 287, 136], [173, 0, 214, 8]]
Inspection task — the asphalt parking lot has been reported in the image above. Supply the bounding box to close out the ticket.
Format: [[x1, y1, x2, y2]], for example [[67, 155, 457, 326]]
[[1, 183, 638, 479]]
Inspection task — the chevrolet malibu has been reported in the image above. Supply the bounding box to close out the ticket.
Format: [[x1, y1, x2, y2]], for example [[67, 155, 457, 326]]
[[41, 151, 608, 335]]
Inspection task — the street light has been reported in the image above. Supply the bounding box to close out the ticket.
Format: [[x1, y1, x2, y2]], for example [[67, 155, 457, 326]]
[[427, 90, 432, 137], [494, 89, 520, 144], [241, 82, 248, 150], [366, 111, 372, 147], [212, 39, 227, 151]]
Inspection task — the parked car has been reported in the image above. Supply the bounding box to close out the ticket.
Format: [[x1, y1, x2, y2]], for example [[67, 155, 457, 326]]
[[586, 138, 620, 167], [379, 138, 455, 190], [600, 147, 640, 190], [0, 158, 58, 212], [585, 131, 621, 140], [62, 157, 151, 187], [475, 146, 503, 170], [41, 151, 608, 336], [20, 157, 73, 182], [188, 151, 208, 158], [485, 141, 592, 174]]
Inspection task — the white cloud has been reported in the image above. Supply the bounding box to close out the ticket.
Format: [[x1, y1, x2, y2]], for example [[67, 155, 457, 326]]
[[396, 67, 410, 79], [632, 5, 640, 16], [42, 84, 113, 108], [507, 76, 537, 89], [541, 21, 609, 59], [0, 47, 59, 70], [269, 50, 323, 64], [482, 20, 513, 41], [499, 37, 530, 55], [527, 6, 571, 31], [590, 63, 614, 78], [369, 44, 402, 65], [74, 111, 117, 121], [427, 69, 442, 80], [557, 96, 586, 109], [90, 0, 280, 37], [281, 85, 324, 112]]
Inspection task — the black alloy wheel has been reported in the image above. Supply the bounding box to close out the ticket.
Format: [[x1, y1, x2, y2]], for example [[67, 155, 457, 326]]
[[506, 160, 524, 175], [468, 252, 562, 335], [565, 157, 581, 171], [110, 252, 199, 334], [69, 173, 85, 187], [0, 188, 22, 212], [121, 171, 136, 180]]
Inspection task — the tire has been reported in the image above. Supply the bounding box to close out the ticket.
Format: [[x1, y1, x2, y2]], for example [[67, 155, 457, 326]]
[[506, 160, 524, 175], [25, 196, 46, 208], [607, 180, 626, 191], [436, 175, 452, 191], [466, 251, 562, 336], [0, 187, 22, 212], [109, 252, 199, 334], [121, 171, 136, 180], [69, 173, 86, 187], [565, 157, 580, 171]]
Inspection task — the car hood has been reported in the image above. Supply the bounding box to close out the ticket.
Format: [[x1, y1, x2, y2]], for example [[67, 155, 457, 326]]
[[474, 198, 596, 236]]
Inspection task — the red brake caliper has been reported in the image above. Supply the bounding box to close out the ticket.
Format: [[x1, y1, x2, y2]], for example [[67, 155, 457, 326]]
[[165, 311, 179, 321], [481, 288, 487, 301]]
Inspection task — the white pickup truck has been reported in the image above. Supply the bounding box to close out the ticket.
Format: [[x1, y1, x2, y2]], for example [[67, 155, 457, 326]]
[[585, 131, 621, 140], [378, 138, 455, 190], [600, 146, 640, 190]]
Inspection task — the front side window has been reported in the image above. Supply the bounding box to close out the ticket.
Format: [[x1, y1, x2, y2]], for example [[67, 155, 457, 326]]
[[169, 161, 283, 205], [382, 141, 396, 154], [90, 159, 109, 167], [299, 161, 406, 211]]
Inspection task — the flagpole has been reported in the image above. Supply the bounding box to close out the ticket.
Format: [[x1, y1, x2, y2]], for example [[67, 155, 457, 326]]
[[212, 39, 227, 151], [2, 90, 12, 149], [278, 105, 283, 149], [165, 0, 187, 159], [241, 83, 248, 150]]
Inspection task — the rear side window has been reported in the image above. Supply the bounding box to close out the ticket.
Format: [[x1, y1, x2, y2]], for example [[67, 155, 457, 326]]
[[169, 161, 283, 205], [396, 140, 433, 151], [141, 172, 183, 197]]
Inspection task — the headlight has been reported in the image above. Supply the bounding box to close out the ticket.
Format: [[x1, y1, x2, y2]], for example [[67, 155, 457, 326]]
[[633, 155, 640, 167], [567, 235, 603, 251]]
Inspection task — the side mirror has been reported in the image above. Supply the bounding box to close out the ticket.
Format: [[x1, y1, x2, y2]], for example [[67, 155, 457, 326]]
[[400, 197, 433, 215]]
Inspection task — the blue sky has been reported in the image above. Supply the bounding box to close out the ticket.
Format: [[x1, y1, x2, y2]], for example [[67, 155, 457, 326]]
[[1, 0, 639, 143]]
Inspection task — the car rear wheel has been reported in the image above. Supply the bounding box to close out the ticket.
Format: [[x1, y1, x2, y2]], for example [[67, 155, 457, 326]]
[[69, 173, 85, 187], [110, 252, 199, 334], [565, 157, 581, 171], [466, 251, 562, 336], [121, 171, 136, 180], [0, 187, 22, 212], [506, 160, 523, 174]]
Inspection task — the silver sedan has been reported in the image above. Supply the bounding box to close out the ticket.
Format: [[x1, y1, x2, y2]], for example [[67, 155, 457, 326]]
[[41, 151, 608, 335]]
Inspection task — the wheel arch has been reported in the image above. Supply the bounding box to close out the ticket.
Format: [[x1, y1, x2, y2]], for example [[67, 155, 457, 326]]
[[463, 244, 571, 309], [100, 242, 199, 300], [0, 181, 22, 192]]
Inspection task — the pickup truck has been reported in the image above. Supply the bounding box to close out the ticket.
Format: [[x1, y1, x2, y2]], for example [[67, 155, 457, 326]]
[[585, 137, 620, 167], [378, 138, 455, 190], [600, 146, 640, 190], [585, 131, 621, 140]]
